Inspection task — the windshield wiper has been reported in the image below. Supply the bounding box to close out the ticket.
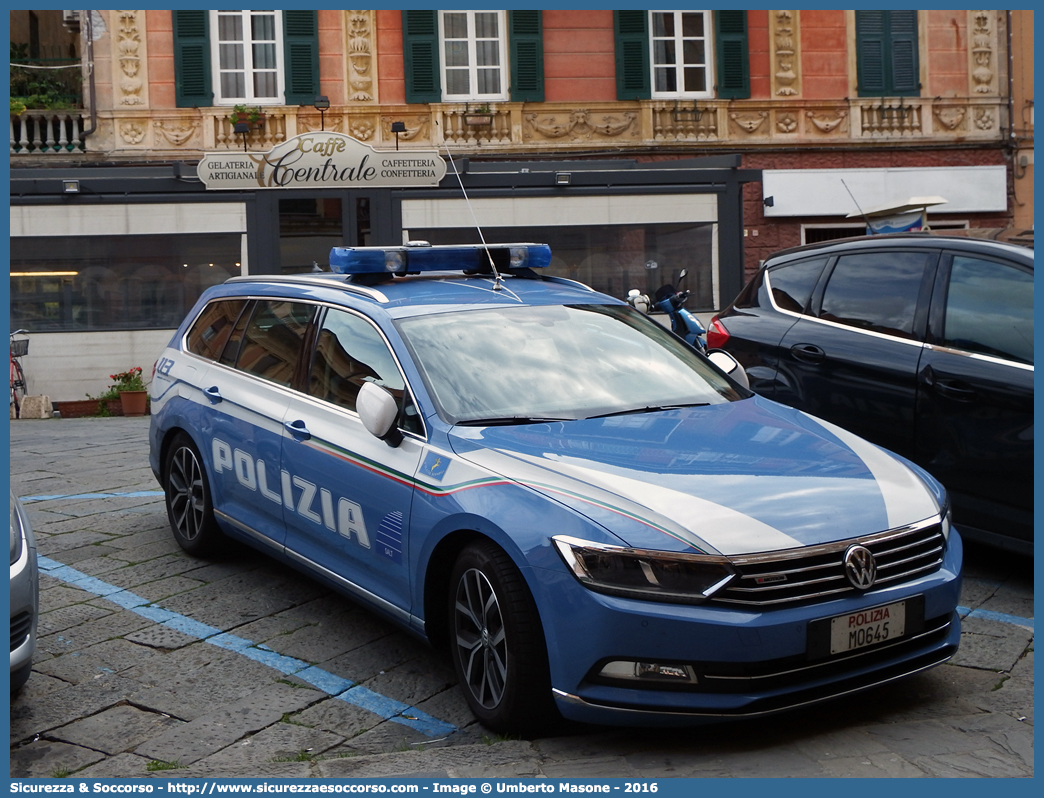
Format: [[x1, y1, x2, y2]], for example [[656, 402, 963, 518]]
[[585, 403, 709, 420], [456, 416, 575, 427]]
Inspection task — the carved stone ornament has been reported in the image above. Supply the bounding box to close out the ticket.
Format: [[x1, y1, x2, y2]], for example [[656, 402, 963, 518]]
[[772, 11, 800, 97], [154, 120, 198, 147], [776, 113, 798, 133], [346, 11, 376, 103], [114, 10, 146, 107], [119, 121, 146, 144], [970, 10, 996, 95], [974, 108, 995, 130], [302, 117, 344, 134], [934, 106, 967, 131], [805, 110, 848, 133], [729, 111, 769, 134], [525, 110, 636, 141], [350, 119, 375, 141], [382, 117, 428, 141]]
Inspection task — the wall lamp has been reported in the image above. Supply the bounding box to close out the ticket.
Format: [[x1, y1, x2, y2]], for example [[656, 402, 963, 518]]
[[63, 179, 80, 193], [391, 120, 406, 150], [313, 95, 330, 131], [555, 172, 571, 185], [233, 121, 250, 152], [763, 195, 775, 207]]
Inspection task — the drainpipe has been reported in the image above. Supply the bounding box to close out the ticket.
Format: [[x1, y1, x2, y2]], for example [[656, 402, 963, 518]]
[[81, 9, 97, 139]]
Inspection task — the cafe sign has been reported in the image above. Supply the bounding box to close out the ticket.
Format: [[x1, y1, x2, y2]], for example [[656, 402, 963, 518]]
[[198, 132, 447, 190]]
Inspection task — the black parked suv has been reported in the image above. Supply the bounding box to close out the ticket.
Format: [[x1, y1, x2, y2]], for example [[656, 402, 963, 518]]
[[709, 234, 1033, 555]]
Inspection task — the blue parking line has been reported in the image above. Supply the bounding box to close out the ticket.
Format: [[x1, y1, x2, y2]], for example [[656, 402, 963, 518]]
[[20, 490, 165, 503], [957, 605, 1034, 632], [35, 554, 457, 738]]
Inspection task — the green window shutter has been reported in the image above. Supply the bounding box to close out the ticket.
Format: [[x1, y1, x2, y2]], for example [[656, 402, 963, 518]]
[[614, 11, 650, 100], [283, 11, 319, 106], [402, 10, 441, 104], [510, 10, 544, 102], [173, 10, 212, 108], [715, 10, 749, 99], [857, 11, 920, 96]]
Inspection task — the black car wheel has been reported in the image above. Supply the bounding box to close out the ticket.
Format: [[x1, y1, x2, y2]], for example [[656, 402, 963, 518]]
[[164, 432, 223, 556], [449, 540, 557, 734]]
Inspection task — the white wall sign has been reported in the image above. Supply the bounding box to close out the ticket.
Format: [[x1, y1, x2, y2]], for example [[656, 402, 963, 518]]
[[199, 132, 447, 190]]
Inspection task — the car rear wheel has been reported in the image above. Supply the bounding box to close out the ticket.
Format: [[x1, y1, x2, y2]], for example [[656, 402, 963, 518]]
[[164, 432, 223, 556], [449, 540, 558, 734]]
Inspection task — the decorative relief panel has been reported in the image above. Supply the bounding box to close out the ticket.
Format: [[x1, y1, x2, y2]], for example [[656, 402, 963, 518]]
[[381, 116, 428, 145], [771, 11, 801, 97], [523, 110, 638, 142], [112, 10, 148, 107], [933, 105, 967, 132], [346, 11, 376, 103], [119, 120, 147, 145], [805, 109, 848, 135], [154, 119, 200, 147], [969, 11, 999, 95], [729, 111, 769, 135]]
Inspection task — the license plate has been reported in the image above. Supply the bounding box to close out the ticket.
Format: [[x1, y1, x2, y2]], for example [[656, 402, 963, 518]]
[[829, 600, 906, 655]]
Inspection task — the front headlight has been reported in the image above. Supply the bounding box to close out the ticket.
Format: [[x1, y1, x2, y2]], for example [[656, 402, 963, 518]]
[[11, 500, 24, 566], [940, 505, 953, 545], [553, 535, 734, 604]]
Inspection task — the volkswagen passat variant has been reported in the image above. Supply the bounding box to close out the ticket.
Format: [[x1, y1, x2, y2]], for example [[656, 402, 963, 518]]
[[149, 243, 962, 732]]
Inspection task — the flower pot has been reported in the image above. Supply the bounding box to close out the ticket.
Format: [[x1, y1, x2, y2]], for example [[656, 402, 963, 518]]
[[464, 114, 493, 126], [119, 390, 148, 417]]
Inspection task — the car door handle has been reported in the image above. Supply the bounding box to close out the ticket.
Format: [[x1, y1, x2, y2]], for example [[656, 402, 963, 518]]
[[284, 419, 311, 441], [932, 380, 977, 401], [203, 386, 223, 404], [789, 343, 825, 364]]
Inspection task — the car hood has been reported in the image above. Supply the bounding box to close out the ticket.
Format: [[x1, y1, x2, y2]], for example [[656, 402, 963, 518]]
[[447, 396, 940, 557]]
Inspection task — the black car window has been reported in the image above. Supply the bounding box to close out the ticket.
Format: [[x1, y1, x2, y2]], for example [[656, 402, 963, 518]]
[[818, 252, 930, 339], [766, 257, 828, 313], [186, 299, 248, 361], [309, 308, 407, 414], [234, 300, 316, 387], [943, 255, 1033, 365], [731, 269, 764, 309]]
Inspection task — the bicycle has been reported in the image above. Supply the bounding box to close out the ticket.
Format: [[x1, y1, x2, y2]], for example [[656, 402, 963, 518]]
[[10, 330, 29, 418]]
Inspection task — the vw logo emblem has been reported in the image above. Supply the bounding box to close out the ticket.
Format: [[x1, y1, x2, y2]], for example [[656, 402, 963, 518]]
[[844, 545, 877, 590]]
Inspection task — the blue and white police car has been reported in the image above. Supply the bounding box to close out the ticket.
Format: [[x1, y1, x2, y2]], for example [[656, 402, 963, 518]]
[[149, 242, 962, 733]]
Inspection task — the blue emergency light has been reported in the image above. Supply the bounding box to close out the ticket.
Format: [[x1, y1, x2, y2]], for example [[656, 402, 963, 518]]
[[329, 242, 552, 276]]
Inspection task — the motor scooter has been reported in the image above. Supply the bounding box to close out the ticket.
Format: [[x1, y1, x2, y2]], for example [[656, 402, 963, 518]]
[[627, 268, 707, 353]]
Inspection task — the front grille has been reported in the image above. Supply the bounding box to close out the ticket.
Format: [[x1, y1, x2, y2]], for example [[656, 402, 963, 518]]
[[713, 518, 945, 608], [11, 611, 32, 652]]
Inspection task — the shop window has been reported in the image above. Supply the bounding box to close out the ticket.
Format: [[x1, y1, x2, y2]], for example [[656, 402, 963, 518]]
[[615, 10, 748, 101], [279, 198, 343, 274], [856, 11, 920, 97], [173, 9, 318, 108], [9, 234, 242, 332], [409, 222, 717, 310], [402, 10, 543, 103]]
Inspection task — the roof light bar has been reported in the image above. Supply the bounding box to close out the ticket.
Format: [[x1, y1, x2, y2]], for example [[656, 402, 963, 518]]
[[329, 243, 552, 276]]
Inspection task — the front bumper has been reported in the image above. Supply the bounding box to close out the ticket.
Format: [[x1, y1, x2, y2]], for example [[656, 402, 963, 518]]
[[10, 542, 38, 677], [534, 530, 963, 726]]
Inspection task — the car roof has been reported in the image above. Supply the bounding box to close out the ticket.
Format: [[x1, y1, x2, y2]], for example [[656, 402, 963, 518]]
[[220, 271, 612, 317], [762, 232, 1034, 268]]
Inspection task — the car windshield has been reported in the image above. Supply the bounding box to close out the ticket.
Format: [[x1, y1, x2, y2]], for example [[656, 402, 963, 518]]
[[397, 303, 744, 424]]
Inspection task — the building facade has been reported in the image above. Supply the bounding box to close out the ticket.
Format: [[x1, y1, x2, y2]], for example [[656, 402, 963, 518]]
[[9, 10, 1030, 402]]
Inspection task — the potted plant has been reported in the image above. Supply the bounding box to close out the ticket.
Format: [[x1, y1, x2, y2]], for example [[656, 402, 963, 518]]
[[229, 104, 265, 129], [463, 104, 493, 126], [109, 366, 149, 416]]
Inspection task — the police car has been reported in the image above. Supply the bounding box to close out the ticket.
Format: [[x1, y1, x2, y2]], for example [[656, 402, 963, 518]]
[[148, 242, 962, 733]]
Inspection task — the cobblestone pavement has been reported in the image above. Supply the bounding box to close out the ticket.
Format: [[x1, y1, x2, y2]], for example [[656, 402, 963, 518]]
[[9, 417, 1034, 779]]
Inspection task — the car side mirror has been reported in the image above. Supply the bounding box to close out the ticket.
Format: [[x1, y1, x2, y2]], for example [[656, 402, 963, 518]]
[[357, 382, 403, 446], [707, 349, 750, 390]]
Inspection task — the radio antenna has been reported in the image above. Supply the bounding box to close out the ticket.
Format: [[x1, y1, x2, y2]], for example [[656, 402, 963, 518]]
[[841, 179, 877, 234], [439, 136, 503, 290]]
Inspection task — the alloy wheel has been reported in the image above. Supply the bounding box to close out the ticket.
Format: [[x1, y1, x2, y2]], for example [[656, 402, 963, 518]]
[[454, 567, 508, 709]]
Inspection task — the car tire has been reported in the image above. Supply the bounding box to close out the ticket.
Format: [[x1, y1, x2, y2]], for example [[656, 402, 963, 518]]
[[10, 661, 32, 694], [448, 540, 558, 735], [164, 432, 223, 557]]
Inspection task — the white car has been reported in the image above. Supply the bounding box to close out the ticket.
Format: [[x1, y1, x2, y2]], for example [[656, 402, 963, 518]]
[[10, 489, 39, 694]]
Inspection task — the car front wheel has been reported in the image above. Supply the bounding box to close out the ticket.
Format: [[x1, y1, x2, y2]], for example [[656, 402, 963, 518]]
[[449, 540, 557, 734], [164, 432, 223, 556]]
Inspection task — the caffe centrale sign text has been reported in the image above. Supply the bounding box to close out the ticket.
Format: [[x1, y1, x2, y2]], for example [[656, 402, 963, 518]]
[[198, 132, 447, 190]]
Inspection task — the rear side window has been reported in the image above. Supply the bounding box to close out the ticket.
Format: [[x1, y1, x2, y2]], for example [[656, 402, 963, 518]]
[[818, 252, 931, 339], [944, 255, 1033, 365], [766, 257, 828, 313], [186, 299, 248, 361], [234, 300, 316, 387]]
